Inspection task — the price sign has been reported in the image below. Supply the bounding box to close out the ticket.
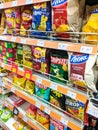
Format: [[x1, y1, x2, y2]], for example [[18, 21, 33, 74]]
[[24, 69, 32, 80], [37, 40, 44, 47], [11, 37, 16, 42], [36, 102, 41, 108], [12, 64, 18, 73], [36, 78, 42, 84], [12, 1, 17, 7], [44, 108, 50, 115], [11, 87, 15, 93], [60, 117, 68, 126], [80, 46, 93, 54], [87, 106, 98, 118], [26, 0, 32, 4], [50, 83, 57, 91], [23, 116, 27, 122], [58, 43, 67, 50], [66, 91, 76, 99], [20, 38, 26, 44], [0, 4, 4, 9]]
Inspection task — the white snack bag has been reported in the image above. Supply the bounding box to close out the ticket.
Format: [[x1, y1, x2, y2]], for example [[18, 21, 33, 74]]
[[69, 52, 97, 93]]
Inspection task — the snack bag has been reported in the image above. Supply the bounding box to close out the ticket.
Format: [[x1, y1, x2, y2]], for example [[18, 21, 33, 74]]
[[13, 119, 25, 130], [52, 0, 81, 39], [50, 89, 65, 110], [4, 8, 21, 35], [35, 82, 50, 101], [32, 2, 51, 37], [82, 8, 98, 44], [16, 44, 23, 65], [36, 109, 50, 129], [32, 46, 50, 74], [69, 52, 97, 92], [50, 49, 68, 83], [23, 45, 33, 68], [0, 12, 5, 34], [65, 96, 85, 120], [26, 104, 37, 119], [1, 108, 12, 122], [25, 80, 35, 94], [20, 6, 32, 36], [50, 118, 68, 130]]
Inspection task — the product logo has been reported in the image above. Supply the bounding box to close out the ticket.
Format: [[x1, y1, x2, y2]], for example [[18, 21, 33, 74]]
[[70, 54, 89, 64], [34, 47, 41, 59], [52, 0, 67, 7], [51, 56, 68, 65], [92, 8, 98, 14]]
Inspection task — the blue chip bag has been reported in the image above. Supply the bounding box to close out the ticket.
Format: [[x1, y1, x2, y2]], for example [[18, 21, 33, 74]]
[[35, 82, 50, 101], [32, 2, 51, 37]]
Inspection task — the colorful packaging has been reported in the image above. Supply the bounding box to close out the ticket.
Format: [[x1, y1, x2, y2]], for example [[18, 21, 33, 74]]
[[16, 44, 23, 65], [23, 45, 33, 68], [65, 96, 85, 121], [26, 104, 37, 119], [4, 8, 21, 35], [25, 80, 35, 95], [69, 52, 97, 92], [35, 82, 50, 101], [50, 118, 68, 130], [52, 0, 81, 38], [82, 8, 98, 44], [32, 2, 51, 37], [36, 109, 50, 129], [0, 12, 5, 34], [50, 49, 68, 83], [50, 89, 65, 110], [20, 6, 32, 36], [1, 108, 12, 122], [13, 119, 25, 130], [32, 46, 50, 74]]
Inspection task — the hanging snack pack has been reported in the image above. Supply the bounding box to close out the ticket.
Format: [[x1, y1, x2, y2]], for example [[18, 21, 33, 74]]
[[23, 45, 33, 68], [4, 8, 21, 35], [35, 82, 50, 101], [69, 52, 97, 92], [52, 0, 81, 39], [32, 2, 51, 37], [32, 46, 50, 74], [50, 49, 68, 83], [50, 89, 65, 110], [20, 6, 32, 36], [65, 96, 85, 121]]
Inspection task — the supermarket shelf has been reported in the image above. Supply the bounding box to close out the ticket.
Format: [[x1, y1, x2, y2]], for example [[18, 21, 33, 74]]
[[0, 61, 87, 103], [0, 35, 97, 54], [3, 77, 84, 130], [86, 101, 98, 118], [4, 100, 47, 130], [0, 0, 50, 9]]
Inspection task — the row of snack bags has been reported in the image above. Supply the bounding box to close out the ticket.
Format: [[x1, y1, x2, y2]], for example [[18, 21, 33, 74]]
[[0, 41, 98, 98], [0, 0, 98, 43]]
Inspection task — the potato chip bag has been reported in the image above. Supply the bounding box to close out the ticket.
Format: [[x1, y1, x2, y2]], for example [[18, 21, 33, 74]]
[[32, 2, 51, 37], [50, 49, 68, 83], [0, 12, 5, 34], [36, 109, 50, 129], [4, 7, 21, 35], [69, 52, 97, 92], [65, 96, 85, 121], [20, 6, 32, 36], [25, 80, 35, 95], [52, 0, 82, 39]]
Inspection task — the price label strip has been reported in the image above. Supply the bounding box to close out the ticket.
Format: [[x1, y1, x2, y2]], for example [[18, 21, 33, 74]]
[[87, 105, 98, 118], [50, 83, 57, 91], [37, 40, 44, 47], [26, 0, 32, 4], [12, 1, 18, 7], [58, 43, 67, 50], [36, 78, 42, 84], [66, 91, 76, 99], [11, 37, 16, 42], [20, 38, 26, 44], [80, 46, 93, 54]]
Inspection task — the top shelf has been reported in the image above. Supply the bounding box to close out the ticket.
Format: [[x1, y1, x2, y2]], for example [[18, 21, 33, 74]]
[[0, 35, 97, 54], [0, 0, 50, 9]]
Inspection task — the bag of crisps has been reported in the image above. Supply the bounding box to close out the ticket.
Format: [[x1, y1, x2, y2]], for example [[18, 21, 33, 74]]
[[32, 2, 51, 37]]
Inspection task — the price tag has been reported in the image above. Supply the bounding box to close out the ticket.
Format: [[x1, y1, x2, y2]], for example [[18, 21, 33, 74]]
[[87, 106, 98, 118], [44, 108, 50, 115], [11, 87, 15, 93], [58, 43, 67, 50], [24, 69, 32, 80], [60, 117, 68, 126], [36, 78, 42, 84], [12, 1, 17, 7], [50, 83, 57, 91], [12, 64, 18, 73], [11, 37, 16, 42], [1, 36, 7, 41], [36, 102, 41, 108], [80, 46, 93, 54], [37, 40, 44, 47], [23, 116, 27, 122], [26, 0, 32, 4], [1, 63, 5, 68], [20, 38, 26, 44], [0, 4, 4, 9], [66, 91, 76, 99]]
